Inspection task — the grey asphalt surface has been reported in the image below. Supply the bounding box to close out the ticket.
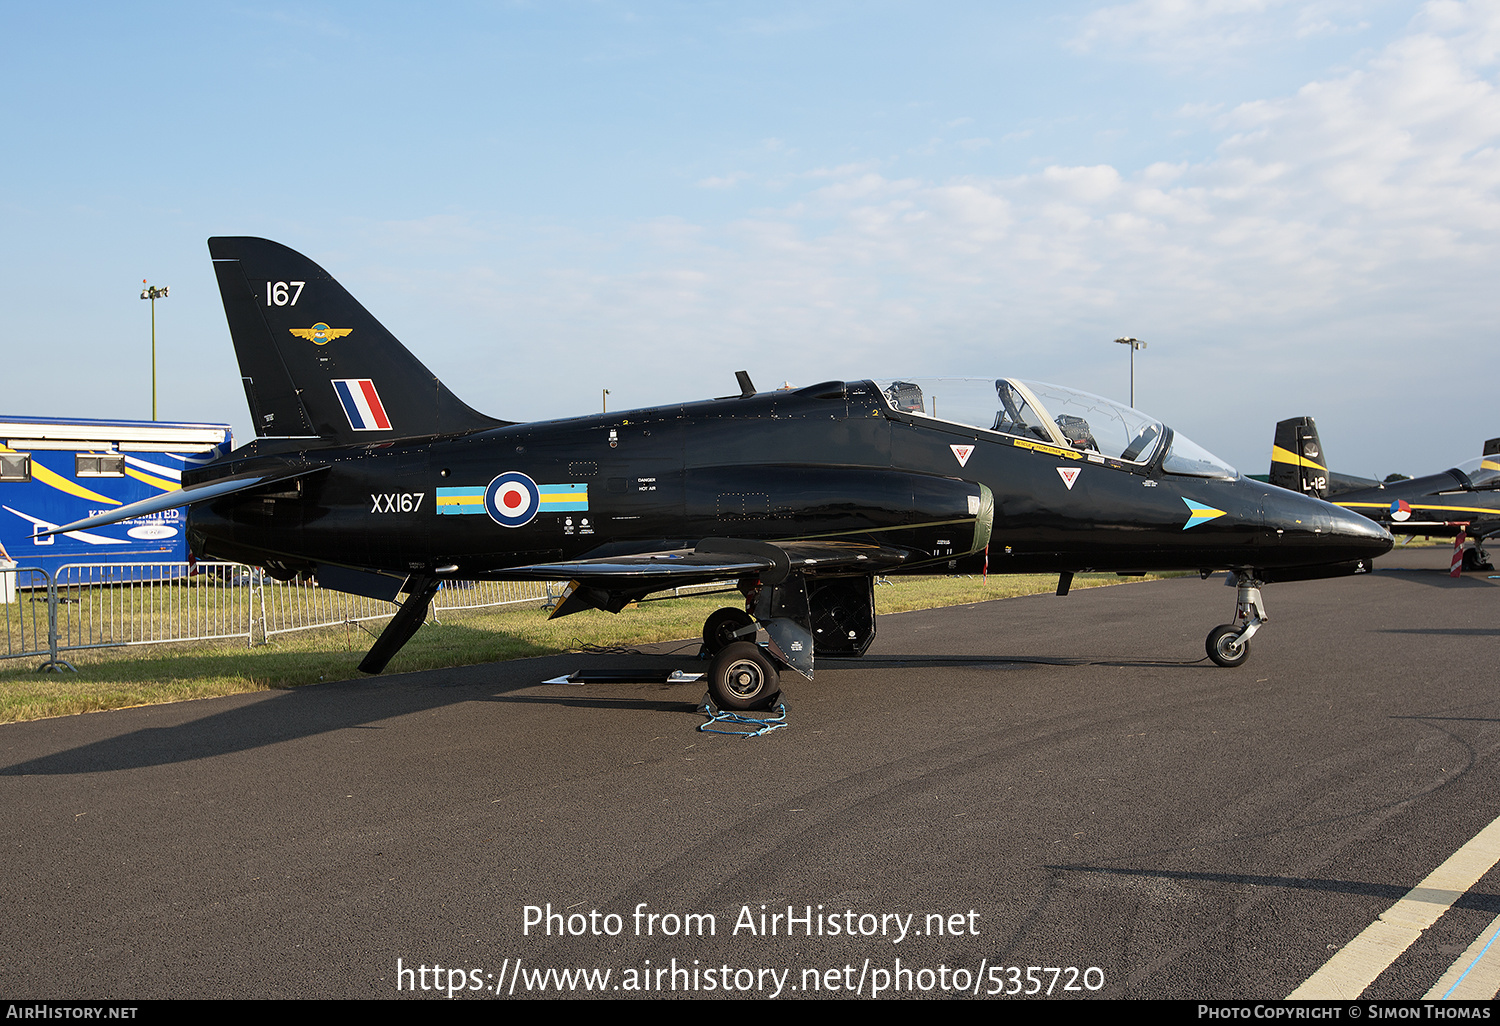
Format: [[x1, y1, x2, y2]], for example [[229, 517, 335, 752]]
[[2, 545, 1498, 1000]]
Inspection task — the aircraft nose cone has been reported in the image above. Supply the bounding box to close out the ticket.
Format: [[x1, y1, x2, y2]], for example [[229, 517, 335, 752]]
[[1267, 491, 1393, 563], [1332, 504, 1395, 556], [1321, 506, 1395, 565]]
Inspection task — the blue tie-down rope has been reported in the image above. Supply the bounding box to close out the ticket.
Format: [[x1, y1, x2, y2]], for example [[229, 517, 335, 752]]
[[697, 696, 788, 738]]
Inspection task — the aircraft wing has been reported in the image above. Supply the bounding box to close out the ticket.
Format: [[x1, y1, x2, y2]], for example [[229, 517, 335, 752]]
[[36, 466, 328, 538], [501, 538, 911, 585], [498, 550, 768, 582], [502, 538, 913, 619]]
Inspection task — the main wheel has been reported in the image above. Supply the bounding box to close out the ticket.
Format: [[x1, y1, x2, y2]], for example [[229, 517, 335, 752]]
[[1206, 624, 1250, 668], [702, 607, 755, 655], [1461, 548, 1492, 571], [709, 642, 780, 711]]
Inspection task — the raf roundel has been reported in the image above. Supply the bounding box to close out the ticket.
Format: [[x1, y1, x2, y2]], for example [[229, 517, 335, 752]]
[[484, 472, 541, 528]]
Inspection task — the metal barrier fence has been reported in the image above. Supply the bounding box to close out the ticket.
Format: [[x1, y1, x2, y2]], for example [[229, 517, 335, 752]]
[[2, 563, 566, 668], [256, 568, 396, 641], [253, 575, 566, 639], [1, 564, 64, 668], [430, 579, 566, 615], [3, 562, 727, 669], [53, 562, 261, 654]]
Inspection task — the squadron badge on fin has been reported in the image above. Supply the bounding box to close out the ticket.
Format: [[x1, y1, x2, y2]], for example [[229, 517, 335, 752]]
[[290, 324, 353, 345]]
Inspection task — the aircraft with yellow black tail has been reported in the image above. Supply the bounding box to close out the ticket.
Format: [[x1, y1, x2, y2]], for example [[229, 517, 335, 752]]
[[1269, 416, 1500, 570]]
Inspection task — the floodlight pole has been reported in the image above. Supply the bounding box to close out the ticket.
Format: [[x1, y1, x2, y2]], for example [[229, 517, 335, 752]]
[[1114, 337, 1146, 407], [141, 281, 170, 420]]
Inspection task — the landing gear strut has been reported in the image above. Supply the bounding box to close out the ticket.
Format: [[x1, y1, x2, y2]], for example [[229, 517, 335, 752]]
[[1206, 573, 1266, 668]]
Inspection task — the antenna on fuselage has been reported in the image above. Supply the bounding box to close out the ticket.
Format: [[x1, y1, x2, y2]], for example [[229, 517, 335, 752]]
[[735, 370, 756, 397]]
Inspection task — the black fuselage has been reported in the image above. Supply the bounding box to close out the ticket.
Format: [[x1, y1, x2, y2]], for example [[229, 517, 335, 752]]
[[186, 380, 1390, 581], [1331, 471, 1500, 540]]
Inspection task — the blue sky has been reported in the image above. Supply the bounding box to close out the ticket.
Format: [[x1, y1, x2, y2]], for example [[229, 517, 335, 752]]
[[3, 1, 1495, 477]]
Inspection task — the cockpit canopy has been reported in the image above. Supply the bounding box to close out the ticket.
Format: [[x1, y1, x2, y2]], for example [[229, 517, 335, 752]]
[[874, 377, 1238, 479], [1454, 455, 1500, 490]]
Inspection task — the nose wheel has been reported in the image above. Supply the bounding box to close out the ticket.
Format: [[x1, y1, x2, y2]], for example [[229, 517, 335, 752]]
[[1206, 624, 1250, 667], [1206, 574, 1266, 668]]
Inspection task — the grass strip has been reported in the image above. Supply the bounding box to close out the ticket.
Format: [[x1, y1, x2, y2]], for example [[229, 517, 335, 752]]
[[0, 572, 1166, 723]]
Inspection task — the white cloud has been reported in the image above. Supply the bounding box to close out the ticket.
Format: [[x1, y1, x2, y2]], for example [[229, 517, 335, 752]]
[[1068, 0, 1378, 64], [697, 172, 751, 189], [320, 2, 1499, 475]]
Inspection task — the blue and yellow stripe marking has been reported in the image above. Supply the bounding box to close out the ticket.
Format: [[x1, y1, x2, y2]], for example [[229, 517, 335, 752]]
[[538, 483, 588, 511], [1182, 498, 1227, 529], [437, 483, 588, 515], [436, 486, 485, 515]]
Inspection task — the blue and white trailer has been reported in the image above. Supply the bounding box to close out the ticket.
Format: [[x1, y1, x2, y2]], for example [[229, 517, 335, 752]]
[[0, 416, 231, 581]]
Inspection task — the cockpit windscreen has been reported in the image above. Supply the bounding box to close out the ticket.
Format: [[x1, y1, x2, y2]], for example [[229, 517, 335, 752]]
[[876, 377, 1168, 466]]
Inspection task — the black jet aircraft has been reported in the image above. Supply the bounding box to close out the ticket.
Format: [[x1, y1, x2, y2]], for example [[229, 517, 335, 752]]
[[1269, 417, 1500, 570], [47, 239, 1392, 707]]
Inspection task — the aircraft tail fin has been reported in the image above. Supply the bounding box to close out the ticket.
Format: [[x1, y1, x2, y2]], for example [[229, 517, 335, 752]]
[[1270, 417, 1329, 498], [208, 237, 506, 442]]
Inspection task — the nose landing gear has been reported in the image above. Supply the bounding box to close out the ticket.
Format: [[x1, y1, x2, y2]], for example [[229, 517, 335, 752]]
[[1206, 573, 1266, 668]]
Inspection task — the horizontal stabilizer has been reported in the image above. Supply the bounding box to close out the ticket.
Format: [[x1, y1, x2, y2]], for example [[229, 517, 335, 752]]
[[37, 466, 328, 538], [315, 564, 405, 602]]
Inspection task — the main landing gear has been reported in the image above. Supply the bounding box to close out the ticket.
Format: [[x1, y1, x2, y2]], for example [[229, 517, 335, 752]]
[[1462, 543, 1494, 572], [1206, 573, 1266, 668], [710, 642, 781, 711], [702, 607, 755, 655], [700, 606, 782, 712], [695, 575, 876, 711]]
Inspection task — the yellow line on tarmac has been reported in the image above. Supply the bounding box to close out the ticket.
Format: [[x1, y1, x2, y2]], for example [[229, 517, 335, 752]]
[[1425, 912, 1500, 999], [1289, 815, 1500, 999]]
